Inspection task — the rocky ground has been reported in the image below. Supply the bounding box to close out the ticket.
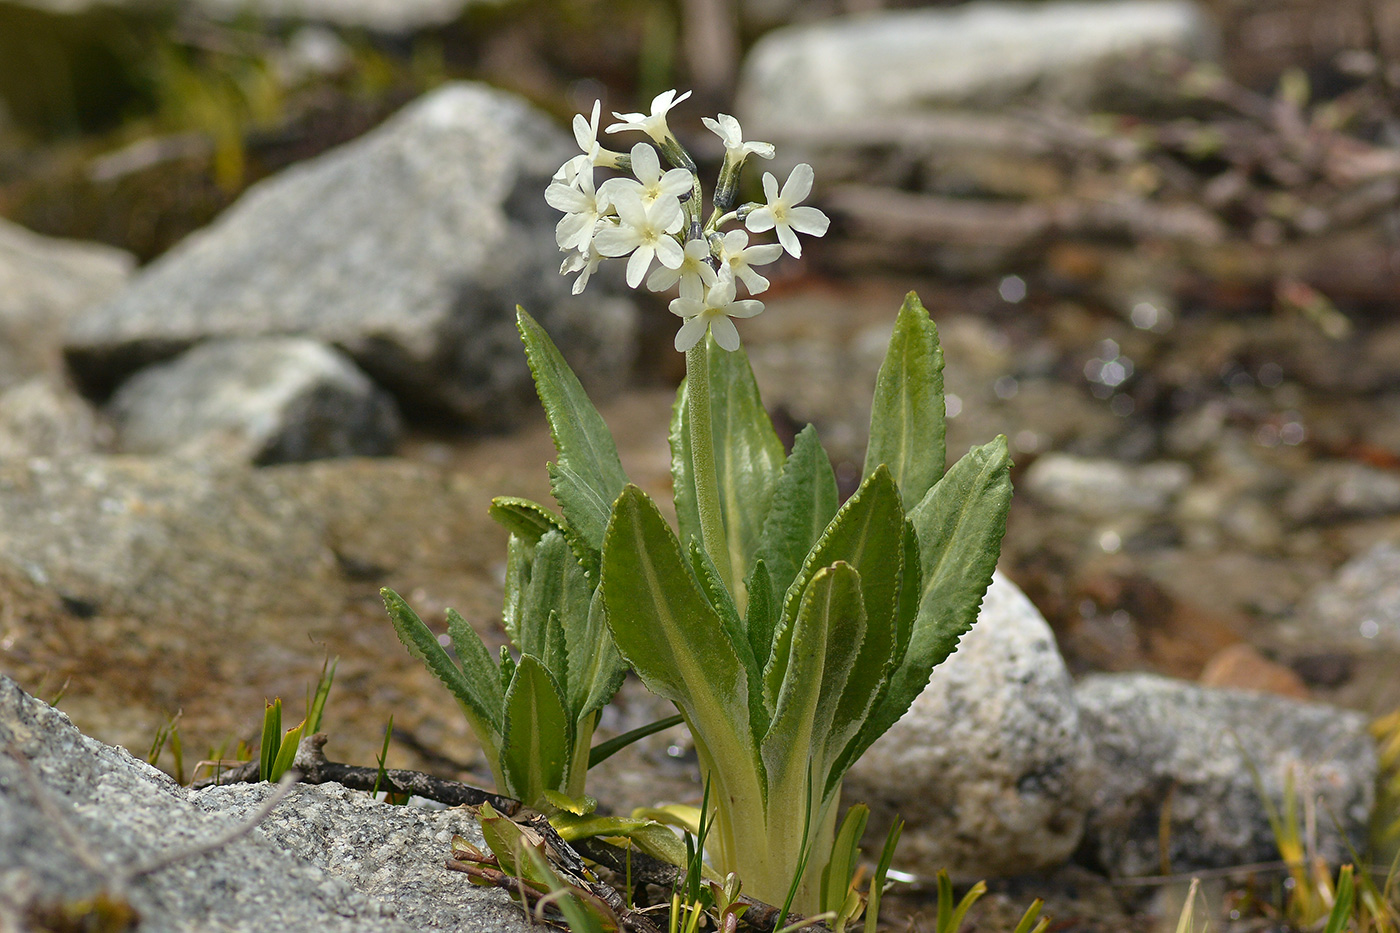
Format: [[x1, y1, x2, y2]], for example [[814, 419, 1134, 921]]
[[2, 0, 1400, 929]]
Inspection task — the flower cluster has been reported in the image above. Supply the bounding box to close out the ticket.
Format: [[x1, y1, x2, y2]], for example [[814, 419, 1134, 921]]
[[546, 90, 830, 352]]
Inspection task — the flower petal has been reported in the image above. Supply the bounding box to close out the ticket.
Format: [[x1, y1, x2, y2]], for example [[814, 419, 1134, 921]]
[[709, 314, 741, 351], [780, 163, 814, 204], [670, 297, 705, 319], [631, 142, 660, 184], [777, 224, 801, 258], [728, 299, 765, 319], [761, 171, 780, 204], [787, 205, 831, 237], [654, 236, 686, 269], [674, 316, 708, 352], [745, 207, 777, 234], [626, 245, 654, 288]]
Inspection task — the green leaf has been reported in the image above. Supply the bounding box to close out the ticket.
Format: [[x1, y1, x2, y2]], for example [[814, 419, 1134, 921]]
[[271, 720, 304, 782], [762, 563, 867, 814], [502, 535, 529, 645], [744, 558, 777, 679], [383, 587, 503, 738], [498, 646, 516, 698], [305, 656, 337, 735], [864, 292, 946, 511], [764, 467, 904, 713], [841, 436, 1011, 771], [551, 812, 698, 874], [568, 588, 627, 721], [489, 496, 567, 545], [259, 698, 281, 782], [500, 654, 573, 806], [519, 530, 589, 697], [446, 608, 505, 727], [690, 539, 769, 742], [753, 425, 839, 643], [517, 307, 628, 561], [822, 804, 869, 916], [478, 800, 543, 881], [671, 335, 786, 593], [600, 485, 759, 786]]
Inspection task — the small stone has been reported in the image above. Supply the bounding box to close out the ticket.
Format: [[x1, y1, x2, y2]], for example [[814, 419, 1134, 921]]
[[0, 219, 133, 390], [1024, 453, 1191, 519], [1075, 672, 1374, 878], [844, 572, 1092, 881], [0, 376, 104, 460], [108, 337, 401, 465], [1198, 643, 1309, 700], [1299, 539, 1400, 648], [1283, 462, 1400, 525]]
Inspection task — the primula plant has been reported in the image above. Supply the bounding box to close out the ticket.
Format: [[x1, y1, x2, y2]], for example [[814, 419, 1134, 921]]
[[388, 88, 1013, 918]]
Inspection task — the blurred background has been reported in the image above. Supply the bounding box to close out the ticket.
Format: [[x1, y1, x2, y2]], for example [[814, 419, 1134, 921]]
[[5, 1, 1400, 923]]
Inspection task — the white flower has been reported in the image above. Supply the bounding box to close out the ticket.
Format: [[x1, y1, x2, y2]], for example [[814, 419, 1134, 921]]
[[599, 142, 693, 209], [670, 271, 764, 352], [647, 238, 718, 300], [745, 163, 830, 258], [572, 100, 626, 169], [561, 243, 605, 295], [593, 188, 685, 288], [545, 167, 608, 252], [716, 229, 783, 295], [702, 113, 774, 163], [552, 153, 589, 185], [607, 89, 692, 144]]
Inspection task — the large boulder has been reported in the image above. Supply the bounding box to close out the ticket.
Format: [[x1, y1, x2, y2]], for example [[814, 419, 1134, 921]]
[[108, 336, 402, 464], [65, 82, 636, 428], [1296, 539, 1400, 649], [1075, 672, 1375, 878], [0, 218, 133, 390], [736, 0, 1218, 133], [844, 572, 1093, 881], [0, 674, 530, 932]]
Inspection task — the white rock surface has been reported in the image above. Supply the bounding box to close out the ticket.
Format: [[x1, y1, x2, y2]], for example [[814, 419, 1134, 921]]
[[1297, 539, 1400, 648], [0, 219, 133, 390], [0, 376, 105, 460], [109, 336, 401, 464], [844, 571, 1092, 881], [737, 0, 1217, 132]]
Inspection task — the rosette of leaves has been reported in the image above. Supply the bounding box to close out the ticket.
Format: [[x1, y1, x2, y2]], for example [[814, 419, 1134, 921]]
[[382, 310, 631, 809], [599, 292, 1013, 912]]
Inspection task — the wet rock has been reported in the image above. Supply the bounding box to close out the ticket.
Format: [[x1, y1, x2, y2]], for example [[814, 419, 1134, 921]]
[[65, 82, 636, 427], [844, 572, 1092, 881], [1283, 461, 1400, 525], [737, 0, 1217, 132], [0, 675, 527, 933], [1024, 453, 1191, 520], [1299, 539, 1400, 649], [109, 337, 401, 464], [0, 376, 105, 460], [1075, 672, 1374, 878], [0, 219, 133, 390]]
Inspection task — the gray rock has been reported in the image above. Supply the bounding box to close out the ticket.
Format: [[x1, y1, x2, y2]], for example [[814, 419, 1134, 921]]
[[1024, 453, 1192, 519], [0, 674, 527, 932], [66, 82, 636, 427], [0, 376, 105, 460], [737, 0, 1217, 132], [1284, 461, 1400, 525], [0, 219, 133, 390], [109, 337, 401, 464], [1075, 673, 1375, 878], [844, 572, 1092, 881], [1299, 539, 1400, 648], [0, 455, 336, 624], [195, 781, 531, 932]]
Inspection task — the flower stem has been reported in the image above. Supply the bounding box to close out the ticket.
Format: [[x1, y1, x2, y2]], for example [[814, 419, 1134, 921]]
[[685, 339, 735, 595]]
